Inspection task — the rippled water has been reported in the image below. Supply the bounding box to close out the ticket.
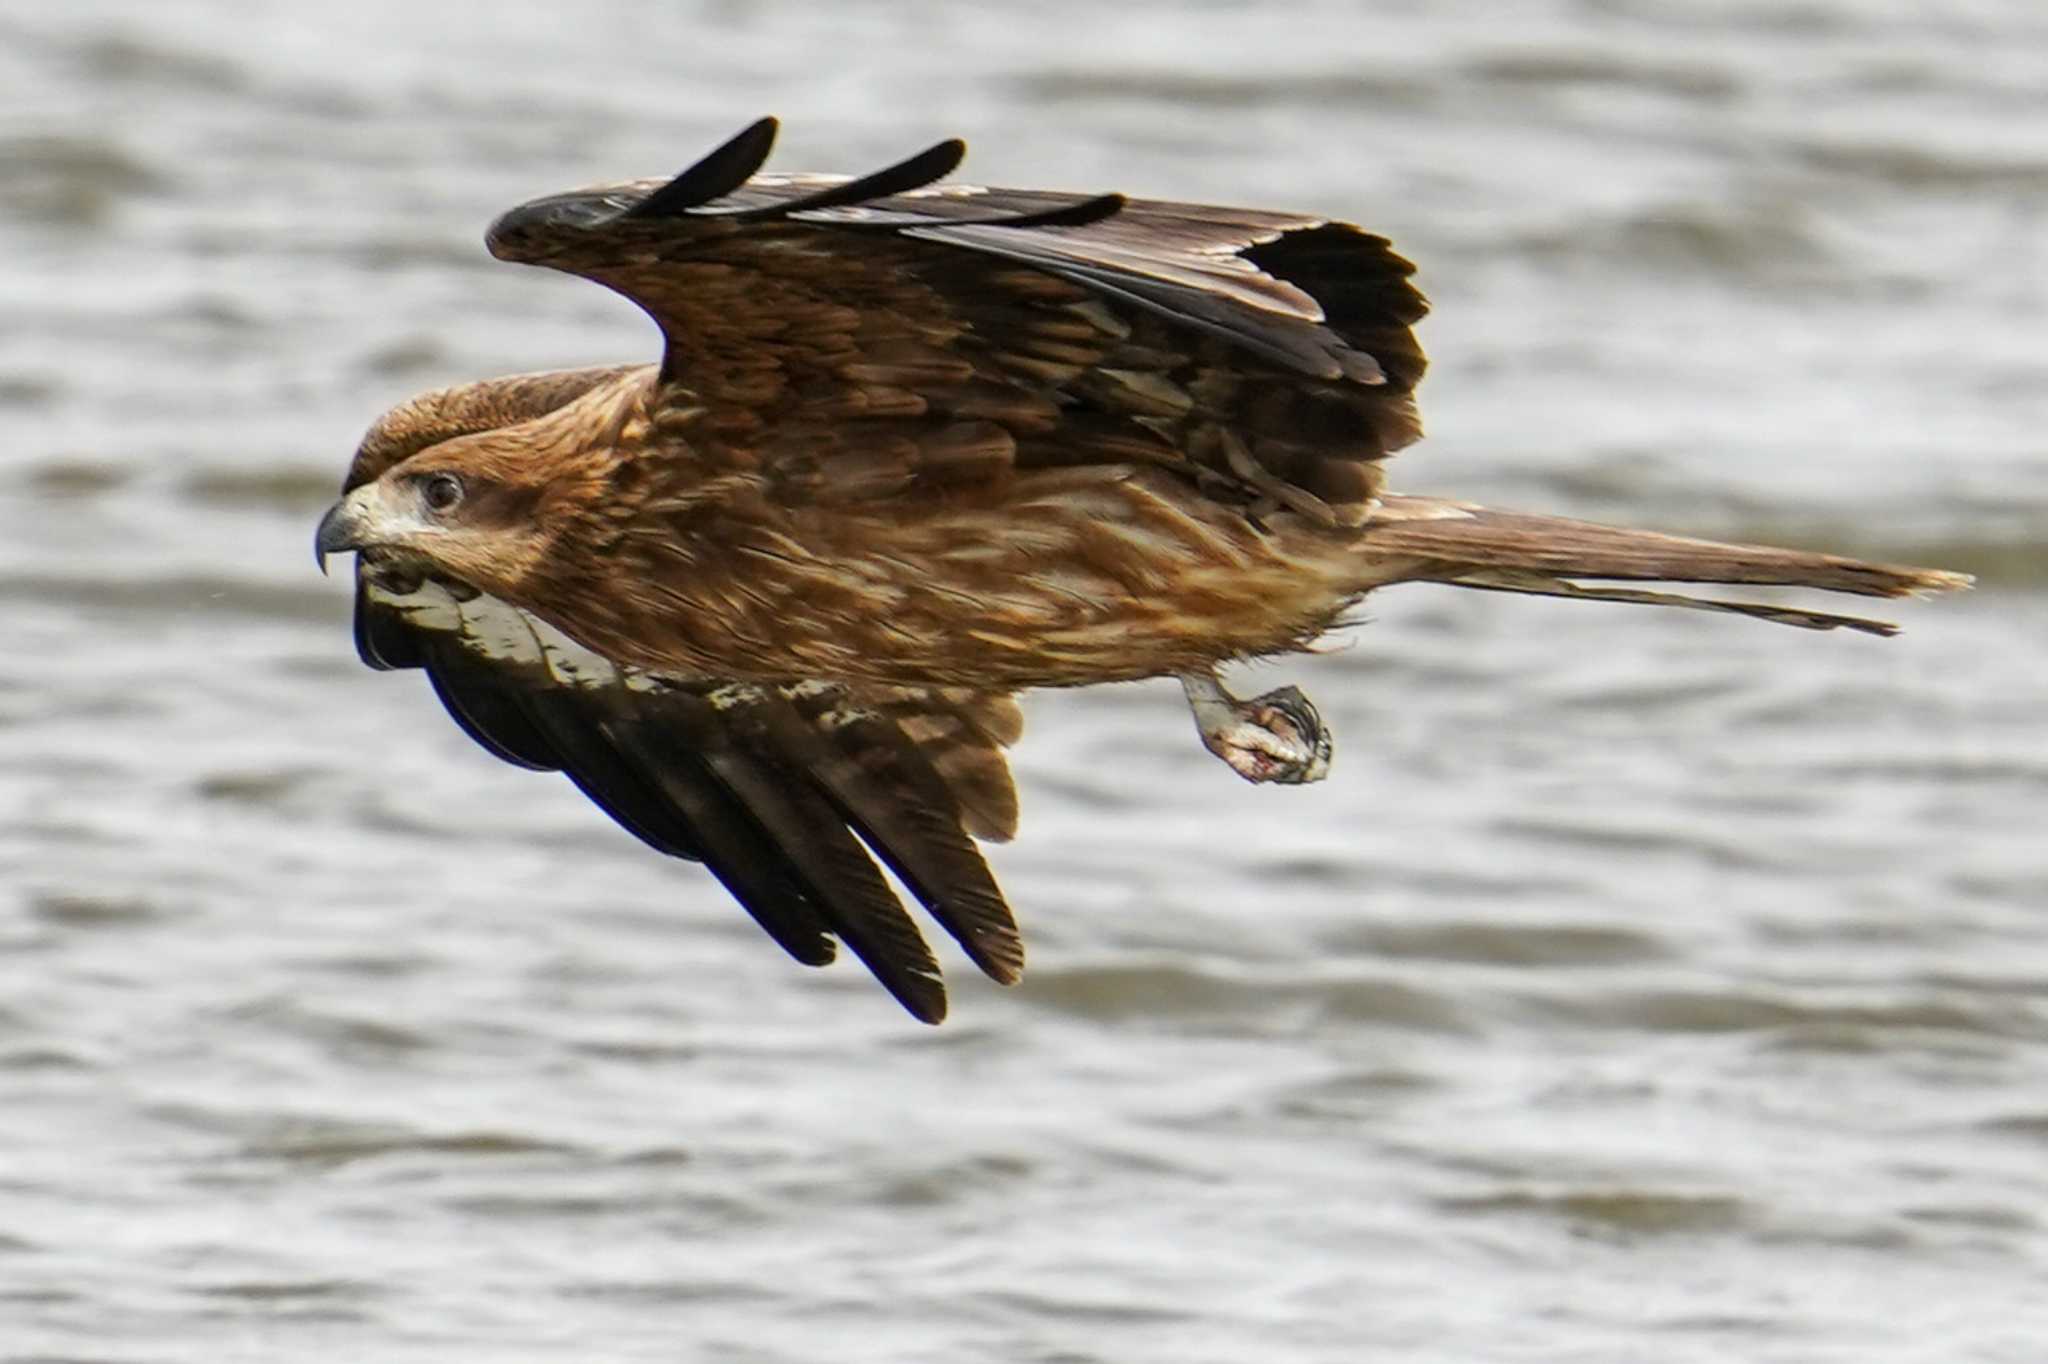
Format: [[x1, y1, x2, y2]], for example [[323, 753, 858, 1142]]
[[4, 2, 2046, 1360]]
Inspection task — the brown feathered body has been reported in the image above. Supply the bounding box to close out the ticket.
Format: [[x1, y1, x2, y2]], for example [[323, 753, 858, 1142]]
[[320, 120, 1968, 1022], [375, 369, 1379, 691], [358, 359, 1956, 692]]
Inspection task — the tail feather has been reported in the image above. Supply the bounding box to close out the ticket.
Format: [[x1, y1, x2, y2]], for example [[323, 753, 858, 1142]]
[[1363, 496, 1971, 634]]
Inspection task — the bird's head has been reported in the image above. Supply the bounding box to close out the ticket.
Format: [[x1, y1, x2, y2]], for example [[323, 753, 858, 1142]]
[[315, 434, 567, 598]]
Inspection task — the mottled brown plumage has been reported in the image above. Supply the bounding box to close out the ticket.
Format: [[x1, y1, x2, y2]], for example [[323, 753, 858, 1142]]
[[318, 118, 1968, 1022]]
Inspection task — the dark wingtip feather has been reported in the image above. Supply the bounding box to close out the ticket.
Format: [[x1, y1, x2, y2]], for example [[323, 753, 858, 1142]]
[[727, 137, 967, 220], [952, 191, 1126, 232], [1008, 191, 1125, 229], [744, 686, 1026, 988], [810, 716, 1025, 986], [566, 703, 843, 969], [696, 744, 950, 1024], [824, 191, 1128, 235], [626, 117, 780, 219]]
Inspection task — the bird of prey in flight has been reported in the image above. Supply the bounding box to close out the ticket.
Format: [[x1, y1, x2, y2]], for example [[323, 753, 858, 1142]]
[[316, 117, 1968, 1022]]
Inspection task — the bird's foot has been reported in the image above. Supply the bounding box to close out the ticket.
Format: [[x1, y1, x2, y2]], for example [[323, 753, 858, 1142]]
[[1178, 673, 1332, 786]]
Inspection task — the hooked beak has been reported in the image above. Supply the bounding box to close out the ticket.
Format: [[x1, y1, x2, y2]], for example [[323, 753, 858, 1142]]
[[314, 490, 368, 576]]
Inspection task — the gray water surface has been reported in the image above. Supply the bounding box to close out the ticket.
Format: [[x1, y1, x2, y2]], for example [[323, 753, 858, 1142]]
[[4, 2, 2046, 1360]]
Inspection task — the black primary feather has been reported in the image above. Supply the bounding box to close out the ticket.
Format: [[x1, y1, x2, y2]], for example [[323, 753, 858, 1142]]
[[624, 116, 780, 219], [720, 137, 967, 220], [736, 690, 1024, 985], [691, 733, 949, 1023]]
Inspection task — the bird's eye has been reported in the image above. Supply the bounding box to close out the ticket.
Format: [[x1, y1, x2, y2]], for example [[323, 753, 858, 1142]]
[[421, 473, 464, 513]]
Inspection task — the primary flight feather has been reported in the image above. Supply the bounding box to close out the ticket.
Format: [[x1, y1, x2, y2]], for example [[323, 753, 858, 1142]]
[[317, 117, 1968, 1022]]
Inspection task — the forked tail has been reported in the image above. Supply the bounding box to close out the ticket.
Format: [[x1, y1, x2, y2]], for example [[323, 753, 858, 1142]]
[[1361, 496, 1972, 636]]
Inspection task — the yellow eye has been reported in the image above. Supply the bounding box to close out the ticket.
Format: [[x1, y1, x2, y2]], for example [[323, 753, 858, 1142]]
[[422, 473, 464, 513]]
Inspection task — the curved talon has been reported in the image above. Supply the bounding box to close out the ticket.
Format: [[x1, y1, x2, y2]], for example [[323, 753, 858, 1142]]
[[1243, 685, 1332, 785], [1179, 673, 1332, 786]]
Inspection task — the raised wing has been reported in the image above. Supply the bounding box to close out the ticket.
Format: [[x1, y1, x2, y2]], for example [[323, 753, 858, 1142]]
[[484, 116, 1429, 526], [342, 372, 1024, 1023]]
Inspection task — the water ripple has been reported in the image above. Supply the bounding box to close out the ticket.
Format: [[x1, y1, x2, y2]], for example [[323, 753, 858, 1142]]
[[3, 2, 2043, 1359]]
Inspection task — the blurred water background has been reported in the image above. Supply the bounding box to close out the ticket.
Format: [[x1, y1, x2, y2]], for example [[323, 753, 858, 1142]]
[[3, 2, 2046, 1360]]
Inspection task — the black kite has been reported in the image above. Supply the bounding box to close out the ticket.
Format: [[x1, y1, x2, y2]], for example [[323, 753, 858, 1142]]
[[317, 118, 1968, 1021]]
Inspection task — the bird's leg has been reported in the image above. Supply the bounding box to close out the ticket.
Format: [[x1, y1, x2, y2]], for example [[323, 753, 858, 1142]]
[[1178, 671, 1332, 786]]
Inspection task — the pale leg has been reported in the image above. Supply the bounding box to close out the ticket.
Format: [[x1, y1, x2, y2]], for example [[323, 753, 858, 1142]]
[[1177, 671, 1332, 785]]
